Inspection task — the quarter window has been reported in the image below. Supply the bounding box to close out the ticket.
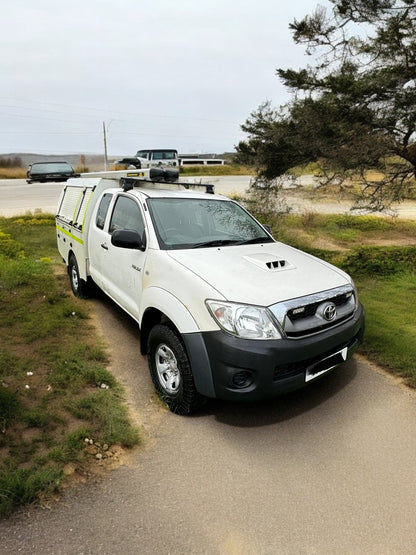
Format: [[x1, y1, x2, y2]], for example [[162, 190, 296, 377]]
[[96, 193, 112, 230]]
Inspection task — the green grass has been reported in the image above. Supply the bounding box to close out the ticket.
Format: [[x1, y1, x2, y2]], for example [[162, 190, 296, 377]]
[[0, 215, 140, 518], [0, 465, 62, 517], [356, 273, 416, 386]]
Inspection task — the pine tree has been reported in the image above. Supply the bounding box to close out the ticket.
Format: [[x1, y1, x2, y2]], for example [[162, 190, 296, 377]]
[[236, 0, 416, 210]]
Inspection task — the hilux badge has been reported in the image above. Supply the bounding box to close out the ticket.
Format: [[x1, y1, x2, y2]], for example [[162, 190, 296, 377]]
[[323, 303, 337, 321]]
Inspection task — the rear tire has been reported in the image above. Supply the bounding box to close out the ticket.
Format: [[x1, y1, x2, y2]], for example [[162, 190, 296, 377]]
[[147, 324, 204, 415], [68, 254, 91, 298]]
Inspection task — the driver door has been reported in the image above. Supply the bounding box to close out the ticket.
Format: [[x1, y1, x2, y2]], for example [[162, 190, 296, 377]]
[[101, 194, 147, 321]]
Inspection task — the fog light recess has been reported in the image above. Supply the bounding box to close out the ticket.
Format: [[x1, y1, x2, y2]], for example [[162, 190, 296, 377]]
[[232, 370, 254, 389]]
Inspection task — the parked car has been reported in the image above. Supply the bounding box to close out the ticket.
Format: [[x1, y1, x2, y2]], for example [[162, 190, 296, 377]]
[[26, 161, 77, 183]]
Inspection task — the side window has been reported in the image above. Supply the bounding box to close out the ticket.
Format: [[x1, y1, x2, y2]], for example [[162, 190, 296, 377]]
[[96, 193, 112, 230], [109, 196, 145, 237]]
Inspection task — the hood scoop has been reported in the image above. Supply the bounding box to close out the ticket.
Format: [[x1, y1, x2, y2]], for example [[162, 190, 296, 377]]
[[243, 252, 295, 272]]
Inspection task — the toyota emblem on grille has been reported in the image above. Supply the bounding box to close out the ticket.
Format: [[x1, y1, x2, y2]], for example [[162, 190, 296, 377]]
[[323, 303, 337, 321]]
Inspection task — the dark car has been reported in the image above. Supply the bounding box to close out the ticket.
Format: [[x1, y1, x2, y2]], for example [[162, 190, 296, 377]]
[[26, 161, 77, 183]]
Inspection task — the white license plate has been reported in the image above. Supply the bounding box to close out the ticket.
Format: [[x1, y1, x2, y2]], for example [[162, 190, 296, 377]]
[[305, 347, 348, 382]]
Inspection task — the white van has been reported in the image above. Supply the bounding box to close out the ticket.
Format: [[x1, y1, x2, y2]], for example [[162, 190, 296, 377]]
[[56, 170, 364, 414]]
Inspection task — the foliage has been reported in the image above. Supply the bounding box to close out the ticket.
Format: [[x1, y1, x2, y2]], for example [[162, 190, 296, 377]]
[[0, 156, 23, 168], [236, 0, 416, 211], [243, 175, 292, 223], [342, 245, 416, 276], [0, 230, 25, 258]]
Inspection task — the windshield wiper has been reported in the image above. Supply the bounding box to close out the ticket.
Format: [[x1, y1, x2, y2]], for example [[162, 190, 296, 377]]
[[233, 236, 274, 245], [192, 237, 273, 248], [191, 239, 240, 248]]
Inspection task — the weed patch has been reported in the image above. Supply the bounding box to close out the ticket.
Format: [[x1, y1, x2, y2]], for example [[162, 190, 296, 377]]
[[68, 392, 141, 447], [0, 464, 62, 517]]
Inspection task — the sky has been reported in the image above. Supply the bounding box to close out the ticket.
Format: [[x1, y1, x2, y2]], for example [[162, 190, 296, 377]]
[[0, 0, 328, 157]]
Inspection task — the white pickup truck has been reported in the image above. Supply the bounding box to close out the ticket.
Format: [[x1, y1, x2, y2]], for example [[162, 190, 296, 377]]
[[56, 169, 364, 414]]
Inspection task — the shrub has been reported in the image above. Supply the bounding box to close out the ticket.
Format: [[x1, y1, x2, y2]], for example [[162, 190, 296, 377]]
[[342, 246, 416, 276], [0, 156, 22, 168], [0, 231, 25, 258]]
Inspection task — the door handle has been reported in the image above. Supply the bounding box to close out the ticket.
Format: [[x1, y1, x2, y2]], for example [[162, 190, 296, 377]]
[[101, 242, 108, 250]]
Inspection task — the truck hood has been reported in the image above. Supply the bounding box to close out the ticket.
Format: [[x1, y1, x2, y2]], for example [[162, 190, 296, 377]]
[[167, 242, 350, 306]]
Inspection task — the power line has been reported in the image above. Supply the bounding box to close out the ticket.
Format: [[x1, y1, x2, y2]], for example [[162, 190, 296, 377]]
[[0, 97, 242, 126]]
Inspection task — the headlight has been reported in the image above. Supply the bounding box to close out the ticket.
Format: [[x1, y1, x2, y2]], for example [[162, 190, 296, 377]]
[[351, 280, 359, 310], [205, 300, 282, 340]]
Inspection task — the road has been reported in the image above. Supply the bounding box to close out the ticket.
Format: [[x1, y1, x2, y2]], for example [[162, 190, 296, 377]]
[[2, 176, 416, 219], [0, 176, 253, 217], [1, 178, 416, 553]]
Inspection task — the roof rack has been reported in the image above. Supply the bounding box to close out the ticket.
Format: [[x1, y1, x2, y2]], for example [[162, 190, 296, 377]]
[[79, 168, 215, 194]]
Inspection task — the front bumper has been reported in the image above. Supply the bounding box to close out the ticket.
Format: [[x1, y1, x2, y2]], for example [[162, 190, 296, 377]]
[[183, 303, 364, 402]]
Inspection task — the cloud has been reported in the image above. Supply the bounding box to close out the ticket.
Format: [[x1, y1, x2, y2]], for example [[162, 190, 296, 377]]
[[0, 0, 318, 155]]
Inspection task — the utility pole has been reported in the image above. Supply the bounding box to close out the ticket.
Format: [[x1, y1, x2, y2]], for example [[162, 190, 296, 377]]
[[103, 121, 108, 171]]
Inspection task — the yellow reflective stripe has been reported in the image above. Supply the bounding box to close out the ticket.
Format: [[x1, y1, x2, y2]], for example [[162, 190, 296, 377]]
[[56, 225, 84, 245]]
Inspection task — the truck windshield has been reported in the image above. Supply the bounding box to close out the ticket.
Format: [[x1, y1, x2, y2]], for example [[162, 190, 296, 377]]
[[136, 150, 178, 160], [31, 162, 73, 174], [147, 198, 273, 250]]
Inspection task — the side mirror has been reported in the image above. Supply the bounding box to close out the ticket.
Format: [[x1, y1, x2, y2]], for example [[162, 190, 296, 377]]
[[111, 229, 146, 251]]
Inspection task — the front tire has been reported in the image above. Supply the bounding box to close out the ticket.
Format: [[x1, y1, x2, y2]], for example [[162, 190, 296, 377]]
[[147, 324, 203, 415], [68, 254, 91, 298]]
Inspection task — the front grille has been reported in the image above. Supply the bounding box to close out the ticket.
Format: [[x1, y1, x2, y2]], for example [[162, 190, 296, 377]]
[[286, 313, 352, 338], [269, 285, 357, 339], [287, 291, 353, 322]]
